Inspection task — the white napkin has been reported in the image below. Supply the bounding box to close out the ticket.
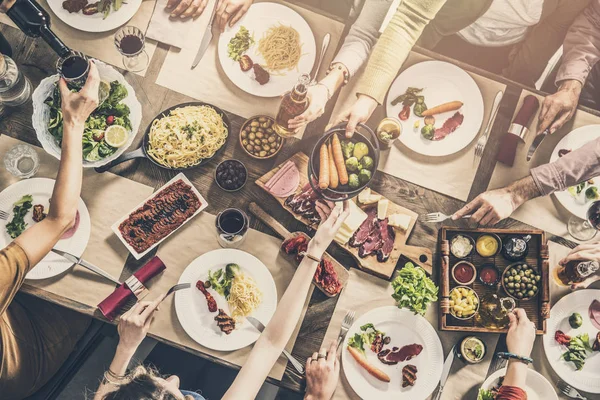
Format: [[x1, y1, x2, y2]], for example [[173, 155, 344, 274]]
[[146, 0, 215, 49]]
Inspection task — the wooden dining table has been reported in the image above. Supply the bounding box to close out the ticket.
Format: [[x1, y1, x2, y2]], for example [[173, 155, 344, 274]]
[[1, 1, 599, 398]]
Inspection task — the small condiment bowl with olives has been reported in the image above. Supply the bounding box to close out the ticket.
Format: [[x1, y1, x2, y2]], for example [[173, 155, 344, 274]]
[[239, 115, 283, 159], [501, 262, 541, 300], [214, 159, 248, 192]]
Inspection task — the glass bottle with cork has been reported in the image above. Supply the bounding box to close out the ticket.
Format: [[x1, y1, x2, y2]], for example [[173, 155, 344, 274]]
[[554, 259, 599, 286], [273, 73, 310, 138]]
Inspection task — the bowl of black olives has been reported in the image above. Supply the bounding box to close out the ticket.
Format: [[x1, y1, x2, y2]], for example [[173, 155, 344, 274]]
[[215, 159, 248, 192], [501, 262, 541, 300]]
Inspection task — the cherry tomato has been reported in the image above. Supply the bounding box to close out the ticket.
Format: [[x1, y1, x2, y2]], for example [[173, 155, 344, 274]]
[[106, 115, 115, 125], [398, 105, 411, 121]]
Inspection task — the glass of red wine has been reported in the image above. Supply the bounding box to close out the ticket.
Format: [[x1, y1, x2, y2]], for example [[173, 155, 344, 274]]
[[215, 208, 249, 248], [567, 200, 600, 241], [56, 51, 89, 88], [114, 26, 149, 72]]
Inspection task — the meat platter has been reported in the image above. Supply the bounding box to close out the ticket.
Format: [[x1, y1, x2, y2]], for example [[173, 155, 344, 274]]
[[248, 202, 348, 297], [256, 152, 432, 279], [112, 173, 208, 259]]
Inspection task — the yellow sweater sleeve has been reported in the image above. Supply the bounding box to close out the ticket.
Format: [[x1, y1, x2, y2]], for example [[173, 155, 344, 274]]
[[355, 0, 447, 104]]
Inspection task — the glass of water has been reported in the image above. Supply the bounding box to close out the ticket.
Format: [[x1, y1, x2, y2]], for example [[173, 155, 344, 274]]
[[3, 144, 39, 178]]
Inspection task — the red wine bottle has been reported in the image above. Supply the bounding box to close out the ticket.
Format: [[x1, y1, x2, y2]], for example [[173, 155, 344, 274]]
[[6, 0, 71, 58]]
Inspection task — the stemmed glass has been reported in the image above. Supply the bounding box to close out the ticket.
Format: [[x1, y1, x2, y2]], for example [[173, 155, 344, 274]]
[[114, 26, 149, 72], [567, 200, 600, 241]]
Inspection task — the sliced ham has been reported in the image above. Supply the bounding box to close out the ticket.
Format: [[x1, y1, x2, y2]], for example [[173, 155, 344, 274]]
[[265, 161, 294, 190], [269, 162, 300, 198], [589, 300, 600, 330]]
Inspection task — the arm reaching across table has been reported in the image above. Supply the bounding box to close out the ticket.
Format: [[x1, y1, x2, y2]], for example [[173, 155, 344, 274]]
[[453, 138, 600, 225]]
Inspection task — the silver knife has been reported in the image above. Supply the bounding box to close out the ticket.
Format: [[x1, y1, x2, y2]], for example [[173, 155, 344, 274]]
[[433, 345, 456, 400], [247, 316, 305, 374], [191, 0, 220, 69], [51, 248, 121, 285], [526, 128, 549, 162]]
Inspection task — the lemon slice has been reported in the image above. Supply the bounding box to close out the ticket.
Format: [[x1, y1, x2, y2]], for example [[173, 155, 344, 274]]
[[98, 80, 111, 105], [104, 125, 128, 148]]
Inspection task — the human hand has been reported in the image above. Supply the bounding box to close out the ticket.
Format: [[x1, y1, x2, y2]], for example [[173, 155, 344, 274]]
[[330, 94, 378, 138], [537, 80, 582, 135], [452, 188, 520, 226], [288, 84, 330, 132], [166, 0, 208, 19], [307, 200, 349, 258], [59, 61, 99, 128], [506, 308, 536, 357], [559, 242, 600, 290], [215, 0, 252, 32], [305, 340, 340, 400], [117, 295, 164, 354], [314, 199, 335, 222]]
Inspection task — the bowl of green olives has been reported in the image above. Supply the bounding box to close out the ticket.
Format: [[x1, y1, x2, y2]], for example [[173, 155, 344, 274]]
[[501, 262, 541, 301], [239, 115, 283, 159]]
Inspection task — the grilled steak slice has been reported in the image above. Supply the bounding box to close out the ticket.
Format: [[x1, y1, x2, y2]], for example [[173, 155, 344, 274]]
[[196, 280, 217, 313], [402, 364, 418, 387], [253, 64, 270, 85], [377, 343, 423, 365], [377, 219, 395, 262], [215, 309, 235, 335], [371, 334, 384, 354], [33, 204, 46, 222]]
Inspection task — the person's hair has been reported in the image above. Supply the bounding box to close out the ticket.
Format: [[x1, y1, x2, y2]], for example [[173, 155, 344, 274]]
[[101, 365, 180, 400]]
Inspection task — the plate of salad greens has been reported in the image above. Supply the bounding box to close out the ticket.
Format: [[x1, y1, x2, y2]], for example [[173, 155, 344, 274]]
[[550, 125, 600, 220], [32, 60, 141, 168], [391, 262, 438, 316], [479, 367, 557, 400], [341, 306, 443, 399], [0, 178, 90, 280]]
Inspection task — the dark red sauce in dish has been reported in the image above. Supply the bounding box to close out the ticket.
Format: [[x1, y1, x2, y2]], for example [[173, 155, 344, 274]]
[[479, 265, 500, 285], [453, 262, 475, 284]]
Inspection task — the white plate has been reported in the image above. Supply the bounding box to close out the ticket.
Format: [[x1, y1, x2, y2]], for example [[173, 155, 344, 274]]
[[549, 125, 600, 219], [46, 0, 142, 32], [217, 2, 316, 98], [543, 289, 600, 393], [174, 249, 277, 351], [32, 60, 142, 168], [111, 173, 208, 260], [341, 306, 444, 400], [0, 178, 91, 280], [385, 61, 484, 157], [481, 367, 558, 400]]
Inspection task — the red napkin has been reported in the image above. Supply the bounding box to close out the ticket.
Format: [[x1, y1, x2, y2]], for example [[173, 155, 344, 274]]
[[97, 256, 166, 321]]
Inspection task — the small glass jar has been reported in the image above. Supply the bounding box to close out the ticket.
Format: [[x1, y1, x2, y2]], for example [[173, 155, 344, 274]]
[[3, 144, 39, 178]]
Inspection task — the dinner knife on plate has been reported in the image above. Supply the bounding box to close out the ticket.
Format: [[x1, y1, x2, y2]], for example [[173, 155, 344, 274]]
[[191, 0, 220, 69], [526, 128, 550, 162], [432, 345, 456, 400], [247, 316, 305, 374], [51, 248, 121, 285]]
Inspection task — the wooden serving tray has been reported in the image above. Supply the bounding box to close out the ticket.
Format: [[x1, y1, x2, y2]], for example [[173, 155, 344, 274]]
[[256, 152, 432, 278], [248, 202, 349, 297], [439, 227, 549, 334]]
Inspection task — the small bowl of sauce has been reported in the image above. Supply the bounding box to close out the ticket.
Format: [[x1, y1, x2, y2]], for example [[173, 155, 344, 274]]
[[457, 336, 486, 364], [451, 234, 475, 259], [479, 264, 500, 286], [476, 234, 501, 257], [452, 261, 476, 285]]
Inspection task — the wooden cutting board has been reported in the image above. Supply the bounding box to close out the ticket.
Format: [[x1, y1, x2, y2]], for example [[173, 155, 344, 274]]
[[256, 152, 432, 279], [248, 202, 349, 297]]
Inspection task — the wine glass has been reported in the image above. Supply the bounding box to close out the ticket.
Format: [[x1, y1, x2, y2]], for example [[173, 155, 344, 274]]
[[114, 26, 149, 72], [567, 200, 600, 241], [56, 51, 89, 88]]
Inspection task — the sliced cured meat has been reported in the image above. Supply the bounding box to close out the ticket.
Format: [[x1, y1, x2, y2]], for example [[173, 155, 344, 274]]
[[593, 332, 600, 352], [61, 211, 80, 240], [376, 219, 395, 263], [589, 300, 600, 331], [265, 161, 294, 190], [315, 258, 342, 295], [285, 184, 322, 225], [215, 309, 236, 334], [196, 280, 217, 313], [359, 234, 383, 258], [433, 112, 464, 141], [349, 209, 377, 247], [269, 163, 300, 198], [377, 343, 423, 365], [555, 330, 571, 346], [253, 64, 270, 85], [402, 364, 418, 387]]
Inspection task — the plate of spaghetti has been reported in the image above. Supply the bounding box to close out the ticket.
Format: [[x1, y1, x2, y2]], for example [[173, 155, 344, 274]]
[[217, 2, 316, 97], [175, 248, 277, 351]]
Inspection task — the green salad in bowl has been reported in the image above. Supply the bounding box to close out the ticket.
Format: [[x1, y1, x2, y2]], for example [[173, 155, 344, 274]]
[[44, 80, 132, 162]]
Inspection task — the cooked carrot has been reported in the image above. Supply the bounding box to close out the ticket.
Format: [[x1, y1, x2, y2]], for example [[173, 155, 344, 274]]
[[347, 346, 391, 383], [319, 143, 329, 190], [331, 133, 348, 185], [421, 101, 463, 116], [327, 142, 339, 189]]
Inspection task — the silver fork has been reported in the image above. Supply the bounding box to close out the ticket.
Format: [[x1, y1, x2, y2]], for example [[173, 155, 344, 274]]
[[165, 282, 191, 298], [0, 209, 9, 220], [557, 380, 587, 399], [423, 212, 472, 223], [474, 90, 503, 163], [336, 310, 355, 349]]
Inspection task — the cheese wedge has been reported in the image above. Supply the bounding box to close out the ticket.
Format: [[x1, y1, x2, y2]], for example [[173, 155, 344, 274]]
[[377, 199, 389, 220], [358, 188, 371, 204], [334, 201, 368, 245], [388, 213, 411, 231]]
